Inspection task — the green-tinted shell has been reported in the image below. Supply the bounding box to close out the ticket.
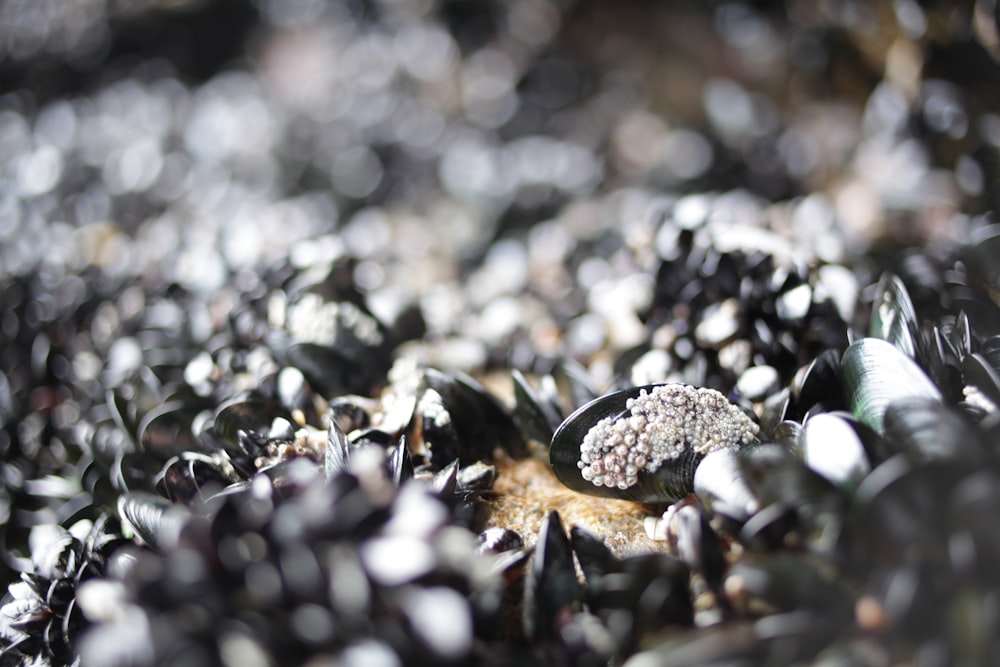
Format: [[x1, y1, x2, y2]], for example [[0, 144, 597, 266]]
[[842, 338, 942, 434]]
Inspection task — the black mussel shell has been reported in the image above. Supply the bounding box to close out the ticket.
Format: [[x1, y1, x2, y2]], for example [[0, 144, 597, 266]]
[[882, 398, 989, 465], [716, 559, 852, 661], [117, 492, 191, 550], [424, 369, 528, 462], [511, 369, 563, 447], [477, 527, 523, 555], [523, 511, 582, 642], [948, 471, 1000, 584], [137, 398, 212, 460], [209, 394, 295, 451], [203, 394, 297, 476], [658, 502, 727, 593], [409, 386, 463, 467], [428, 459, 459, 496], [770, 420, 803, 450], [29, 527, 79, 582], [113, 449, 165, 493], [154, 453, 234, 504], [620, 622, 765, 667], [962, 224, 1000, 296], [327, 394, 376, 434], [325, 413, 427, 488], [551, 384, 698, 502], [869, 273, 920, 360], [982, 335, 1000, 369], [324, 421, 351, 479], [963, 352, 1000, 408], [726, 552, 853, 617], [269, 285, 392, 398], [951, 311, 974, 359], [550, 384, 756, 504], [842, 338, 942, 434], [387, 436, 414, 486], [455, 460, 496, 492], [795, 413, 872, 490], [283, 341, 384, 399], [383, 366, 527, 469], [917, 324, 966, 402], [552, 359, 599, 412], [789, 349, 843, 419], [257, 457, 323, 499], [692, 449, 759, 524], [738, 444, 848, 555], [850, 455, 973, 572], [105, 368, 165, 449], [569, 526, 621, 593], [599, 553, 694, 652], [951, 282, 1000, 338], [758, 387, 792, 436]]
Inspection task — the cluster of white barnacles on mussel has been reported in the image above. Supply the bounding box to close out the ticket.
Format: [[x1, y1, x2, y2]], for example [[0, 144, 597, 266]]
[[7, 1, 1000, 666]]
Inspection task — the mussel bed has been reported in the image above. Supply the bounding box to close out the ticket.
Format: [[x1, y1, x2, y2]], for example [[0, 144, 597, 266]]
[[4, 2, 1000, 666]]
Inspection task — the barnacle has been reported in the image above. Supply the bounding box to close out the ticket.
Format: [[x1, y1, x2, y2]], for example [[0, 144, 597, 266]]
[[577, 384, 758, 490]]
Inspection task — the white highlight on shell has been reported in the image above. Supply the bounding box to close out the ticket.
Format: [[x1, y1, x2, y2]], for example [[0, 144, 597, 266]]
[[577, 384, 758, 490]]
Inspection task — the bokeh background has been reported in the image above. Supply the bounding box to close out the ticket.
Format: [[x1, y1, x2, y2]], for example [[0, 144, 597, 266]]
[[4, 1, 1000, 665]]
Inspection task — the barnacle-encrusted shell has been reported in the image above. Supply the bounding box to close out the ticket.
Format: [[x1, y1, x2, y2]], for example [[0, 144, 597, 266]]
[[577, 385, 758, 490]]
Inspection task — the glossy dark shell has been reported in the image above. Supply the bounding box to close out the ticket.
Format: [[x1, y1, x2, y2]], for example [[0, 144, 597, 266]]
[[842, 338, 942, 434], [550, 384, 707, 503], [869, 273, 919, 360]]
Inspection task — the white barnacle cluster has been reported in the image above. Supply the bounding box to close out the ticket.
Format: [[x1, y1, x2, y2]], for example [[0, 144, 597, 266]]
[[577, 384, 758, 490]]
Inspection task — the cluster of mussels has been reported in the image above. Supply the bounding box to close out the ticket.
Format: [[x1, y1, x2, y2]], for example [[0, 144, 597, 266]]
[[5, 1, 1000, 666]]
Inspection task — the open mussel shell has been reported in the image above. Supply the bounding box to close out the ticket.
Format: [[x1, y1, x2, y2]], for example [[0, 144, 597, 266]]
[[842, 337, 942, 434], [552, 358, 599, 413]]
